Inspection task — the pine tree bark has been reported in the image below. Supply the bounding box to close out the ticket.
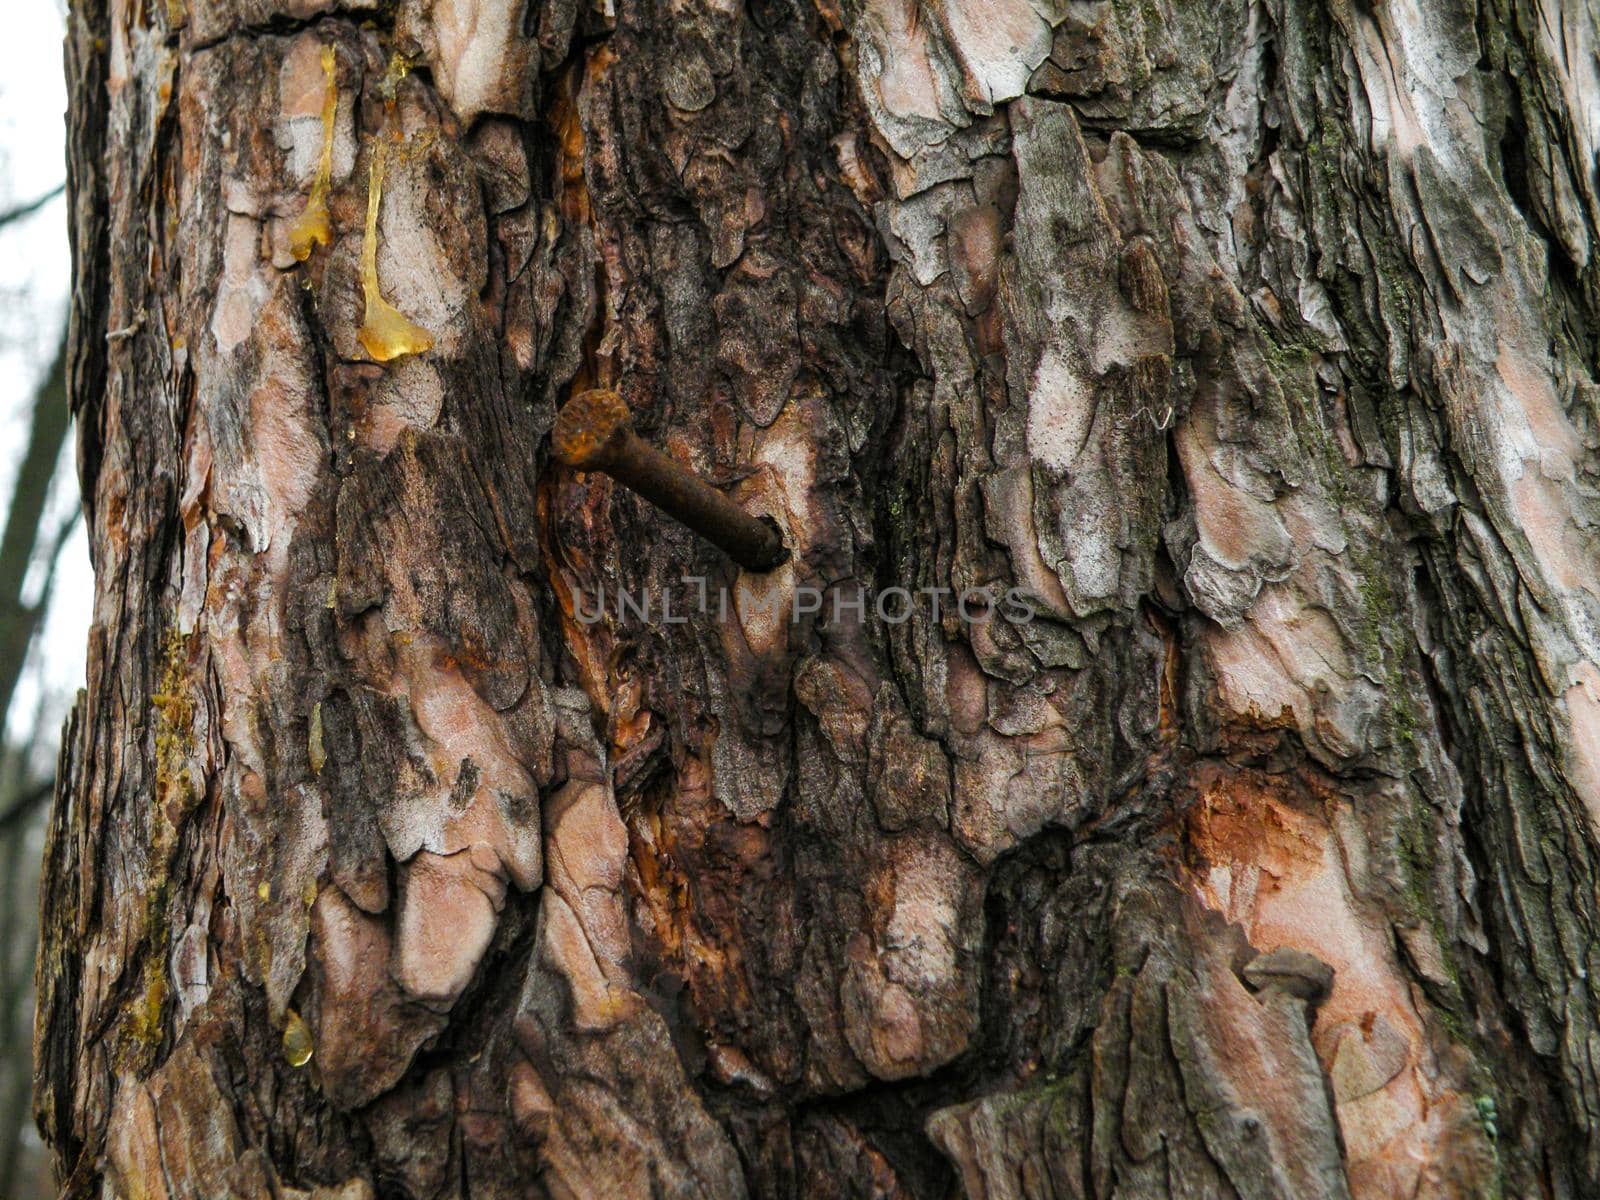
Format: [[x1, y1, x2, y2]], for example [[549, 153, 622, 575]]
[[34, 0, 1600, 1196]]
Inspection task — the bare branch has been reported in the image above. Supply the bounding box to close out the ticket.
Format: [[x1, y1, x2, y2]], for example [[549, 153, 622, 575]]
[[0, 334, 69, 736], [0, 183, 64, 231]]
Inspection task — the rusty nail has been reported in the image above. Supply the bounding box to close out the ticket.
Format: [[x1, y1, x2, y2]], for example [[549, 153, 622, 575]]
[[552, 389, 790, 573]]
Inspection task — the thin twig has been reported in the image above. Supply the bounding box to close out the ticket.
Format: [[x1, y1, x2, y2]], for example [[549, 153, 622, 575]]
[[0, 183, 65, 231]]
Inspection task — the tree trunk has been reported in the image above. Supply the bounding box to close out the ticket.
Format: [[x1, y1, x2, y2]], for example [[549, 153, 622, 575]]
[[34, 0, 1600, 1196]]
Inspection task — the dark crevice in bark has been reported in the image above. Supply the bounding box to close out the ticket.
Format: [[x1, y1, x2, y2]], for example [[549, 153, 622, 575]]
[[397, 904, 540, 1080], [188, 7, 394, 56]]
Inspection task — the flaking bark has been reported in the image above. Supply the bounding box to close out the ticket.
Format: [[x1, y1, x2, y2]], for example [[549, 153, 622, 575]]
[[34, 0, 1600, 1197]]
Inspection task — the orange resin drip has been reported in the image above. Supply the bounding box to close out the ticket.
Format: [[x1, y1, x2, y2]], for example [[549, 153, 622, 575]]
[[288, 44, 337, 262], [356, 137, 434, 362]]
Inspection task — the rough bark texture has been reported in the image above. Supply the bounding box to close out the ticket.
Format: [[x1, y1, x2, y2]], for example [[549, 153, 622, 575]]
[[34, 0, 1600, 1196]]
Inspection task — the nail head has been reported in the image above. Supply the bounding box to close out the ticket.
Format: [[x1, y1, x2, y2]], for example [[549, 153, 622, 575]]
[[552, 388, 632, 470]]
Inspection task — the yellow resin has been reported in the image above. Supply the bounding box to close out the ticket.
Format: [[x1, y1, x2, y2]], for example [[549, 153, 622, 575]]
[[356, 137, 434, 362], [282, 1009, 315, 1068], [287, 45, 338, 262], [308, 701, 326, 774], [380, 50, 413, 100]]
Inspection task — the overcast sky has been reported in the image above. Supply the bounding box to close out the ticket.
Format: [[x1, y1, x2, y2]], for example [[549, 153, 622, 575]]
[[1, 0, 87, 760]]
